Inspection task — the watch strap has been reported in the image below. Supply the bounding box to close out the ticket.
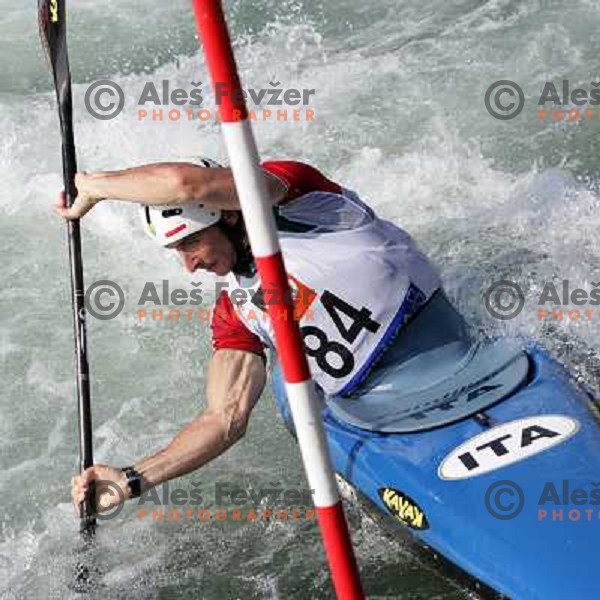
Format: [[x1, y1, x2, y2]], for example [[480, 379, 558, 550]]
[[121, 466, 142, 498]]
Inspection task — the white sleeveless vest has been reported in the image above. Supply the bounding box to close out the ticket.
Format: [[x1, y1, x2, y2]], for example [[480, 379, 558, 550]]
[[227, 189, 441, 396]]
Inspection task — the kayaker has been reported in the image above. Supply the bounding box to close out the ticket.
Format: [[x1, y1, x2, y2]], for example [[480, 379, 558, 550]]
[[62, 158, 447, 512]]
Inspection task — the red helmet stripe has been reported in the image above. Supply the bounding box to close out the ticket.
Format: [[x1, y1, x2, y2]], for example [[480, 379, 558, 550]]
[[165, 223, 187, 238]]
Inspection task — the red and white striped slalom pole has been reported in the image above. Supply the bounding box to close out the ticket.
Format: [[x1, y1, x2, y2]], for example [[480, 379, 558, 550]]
[[192, 2, 364, 598]]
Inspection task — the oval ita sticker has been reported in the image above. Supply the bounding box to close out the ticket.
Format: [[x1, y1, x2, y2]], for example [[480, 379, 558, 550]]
[[438, 415, 580, 481], [378, 487, 430, 530]]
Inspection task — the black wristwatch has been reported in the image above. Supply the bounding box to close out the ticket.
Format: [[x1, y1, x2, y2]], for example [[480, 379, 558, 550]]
[[121, 466, 142, 498]]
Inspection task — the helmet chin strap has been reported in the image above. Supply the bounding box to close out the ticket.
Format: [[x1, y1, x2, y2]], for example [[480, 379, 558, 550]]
[[217, 217, 256, 278]]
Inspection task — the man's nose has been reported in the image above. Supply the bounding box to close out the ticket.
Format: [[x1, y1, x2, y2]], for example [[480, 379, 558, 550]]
[[180, 252, 200, 273]]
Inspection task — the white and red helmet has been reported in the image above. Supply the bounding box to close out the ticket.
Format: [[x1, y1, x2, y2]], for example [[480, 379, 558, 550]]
[[143, 157, 222, 247]]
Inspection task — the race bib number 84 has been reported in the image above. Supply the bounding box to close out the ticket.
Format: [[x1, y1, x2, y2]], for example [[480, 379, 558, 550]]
[[301, 289, 382, 379]]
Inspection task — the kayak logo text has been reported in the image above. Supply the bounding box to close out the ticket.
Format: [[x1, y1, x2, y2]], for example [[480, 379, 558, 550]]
[[84, 78, 316, 122], [484, 479, 600, 523], [484, 278, 600, 323], [485, 79, 600, 123], [438, 415, 579, 480], [378, 487, 429, 530]]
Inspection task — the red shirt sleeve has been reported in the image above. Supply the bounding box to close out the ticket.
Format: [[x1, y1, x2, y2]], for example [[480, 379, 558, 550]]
[[262, 160, 342, 201], [211, 291, 266, 358]]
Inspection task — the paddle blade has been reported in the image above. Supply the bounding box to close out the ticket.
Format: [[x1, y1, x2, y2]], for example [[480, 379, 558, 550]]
[[38, 0, 69, 90], [38, 0, 77, 201]]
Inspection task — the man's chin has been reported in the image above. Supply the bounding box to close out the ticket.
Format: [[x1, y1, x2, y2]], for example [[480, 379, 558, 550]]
[[213, 263, 231, 277]]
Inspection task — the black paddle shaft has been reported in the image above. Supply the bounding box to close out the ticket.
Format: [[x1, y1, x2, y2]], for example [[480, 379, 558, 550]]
[[38, 0, 96, 535]]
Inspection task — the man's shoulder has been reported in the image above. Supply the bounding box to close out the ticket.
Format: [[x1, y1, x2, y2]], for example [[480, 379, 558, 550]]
[[262, 160, 342, 202], [211, 291, 266, 357]]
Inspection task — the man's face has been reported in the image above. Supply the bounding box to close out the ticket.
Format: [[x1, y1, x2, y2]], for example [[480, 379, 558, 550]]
[[172, 224, 237, 276]]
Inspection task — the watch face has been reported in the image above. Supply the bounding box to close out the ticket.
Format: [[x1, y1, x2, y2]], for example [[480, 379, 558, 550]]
[[123, 467, 142, 498]]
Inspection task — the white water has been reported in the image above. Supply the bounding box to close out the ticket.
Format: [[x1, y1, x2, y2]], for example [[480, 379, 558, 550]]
[[2, 0, 600, 597]]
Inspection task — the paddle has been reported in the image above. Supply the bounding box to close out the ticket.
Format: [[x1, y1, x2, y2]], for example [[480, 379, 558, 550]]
[[38, 0, 96, 537]]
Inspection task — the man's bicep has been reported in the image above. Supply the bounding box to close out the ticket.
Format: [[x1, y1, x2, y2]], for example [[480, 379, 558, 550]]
[[265, 170, 289, 204], [206, 349, 267, 416], [209, 291, 267, 417], [190, 166, 240, 209], [187, 164, 288, 208], [204, 167, 286, 207]]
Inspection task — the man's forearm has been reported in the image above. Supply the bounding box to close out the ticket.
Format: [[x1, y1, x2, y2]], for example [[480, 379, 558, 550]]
[[133, 410, 240, 491], [76, 163, 286, 209], [77, 163, 205, 205], [133, 349, 267, 493]]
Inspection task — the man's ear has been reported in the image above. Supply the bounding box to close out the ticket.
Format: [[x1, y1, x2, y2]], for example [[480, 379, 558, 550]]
[[221, 210, 241, 226]]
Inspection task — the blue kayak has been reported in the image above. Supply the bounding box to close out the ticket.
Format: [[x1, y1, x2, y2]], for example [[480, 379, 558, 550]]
[[272, 292, 600, 599]]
